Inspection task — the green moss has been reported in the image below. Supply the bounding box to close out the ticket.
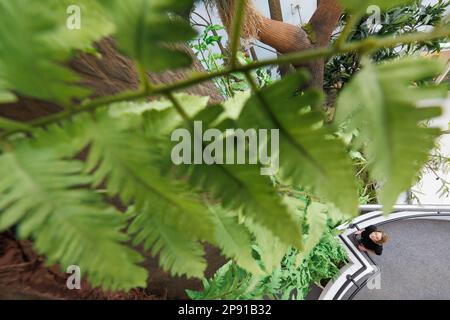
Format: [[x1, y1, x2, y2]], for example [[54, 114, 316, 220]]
[[302, 23, 317, 45]]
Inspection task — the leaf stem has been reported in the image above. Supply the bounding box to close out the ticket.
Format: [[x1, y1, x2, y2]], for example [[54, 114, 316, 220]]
[[2, 25, 450, 138], [229, 0, 247, 68], [165, 92, 190, 122]]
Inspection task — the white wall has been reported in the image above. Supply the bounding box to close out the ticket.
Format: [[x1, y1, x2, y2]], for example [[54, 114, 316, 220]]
[[412, 96, 450, 205]]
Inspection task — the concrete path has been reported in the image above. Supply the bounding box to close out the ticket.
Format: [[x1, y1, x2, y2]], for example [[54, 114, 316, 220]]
[[353, 219, 450, 300]]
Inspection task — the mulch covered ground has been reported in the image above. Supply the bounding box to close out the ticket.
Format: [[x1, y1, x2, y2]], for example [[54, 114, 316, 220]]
[[0, 231, 159, 300]]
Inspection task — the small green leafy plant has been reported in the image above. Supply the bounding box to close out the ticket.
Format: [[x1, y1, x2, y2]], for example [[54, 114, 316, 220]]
[[186, 216, 348, 300]]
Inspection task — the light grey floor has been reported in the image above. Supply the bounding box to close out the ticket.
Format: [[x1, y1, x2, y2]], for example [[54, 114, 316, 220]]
[[354, 219, 450, 300]]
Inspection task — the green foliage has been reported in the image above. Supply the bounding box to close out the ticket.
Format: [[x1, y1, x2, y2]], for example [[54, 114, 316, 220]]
[[187, 221, 348, 300], [0, 0, 447, 293], [167, 103, 304, 249], [208, 206, 261, 274], [81, 113, 216, 278], [128, 206, 207, 278], [244, 219, 289, 274], [237, 71, 359, 216], [326, 0, 450, 94], [0, 0, 110, 105], [341, 0, 415, 11], [100, 0, 196, 71], [186, 261, 264, 300], [84, 114, 215, 242], [295, 202, 329, 264], [0, 141, 147, 291], [336, 58, 446, 211], [0, 118, 31, 132], [189, 23, 273, 98]]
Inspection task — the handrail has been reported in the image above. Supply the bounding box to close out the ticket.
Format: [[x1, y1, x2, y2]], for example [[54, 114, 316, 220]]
[[359, 204, 450, 213]]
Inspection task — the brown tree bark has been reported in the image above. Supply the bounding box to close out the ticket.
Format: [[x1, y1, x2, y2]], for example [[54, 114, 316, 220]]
[[268, 0, 283, 21], [267, 0, 291, 76], [217, 0, 343, 89], [262, 0, 342, 88]]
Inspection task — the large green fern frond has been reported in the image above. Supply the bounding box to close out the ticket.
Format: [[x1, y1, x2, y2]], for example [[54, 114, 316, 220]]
[[336, 58, 446, 212], [128, 206, 207, 278], [99, 0, 196, 71], [244, 220, 289, 274], [73, 113, 216, 277], [0, 142, 147, 291], [208, 206, 261, 274], [0, 0, 111, 104], [164, 105, 303, 248], [295, 202, 329, 265], [237, 71, 359, 216], [83, 115, 215, 243]]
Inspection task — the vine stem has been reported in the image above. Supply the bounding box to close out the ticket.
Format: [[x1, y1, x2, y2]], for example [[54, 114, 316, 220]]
[[165, 92, 190, 122], [1, 25, 450, 139], [229, 0, 247, 68]]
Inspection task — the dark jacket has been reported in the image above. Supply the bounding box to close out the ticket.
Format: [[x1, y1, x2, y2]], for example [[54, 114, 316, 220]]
[[361, 225, 383, 255]]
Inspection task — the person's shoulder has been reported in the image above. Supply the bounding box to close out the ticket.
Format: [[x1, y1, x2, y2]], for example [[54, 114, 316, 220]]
[[375, 245, 383, 256], [366, 225, 377, 232]]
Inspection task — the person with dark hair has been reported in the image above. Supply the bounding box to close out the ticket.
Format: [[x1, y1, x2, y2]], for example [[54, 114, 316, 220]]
[[354, 225, 389, 256]]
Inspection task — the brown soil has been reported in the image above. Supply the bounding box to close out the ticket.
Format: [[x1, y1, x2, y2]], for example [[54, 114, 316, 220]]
[[0, 230, 159, 300]]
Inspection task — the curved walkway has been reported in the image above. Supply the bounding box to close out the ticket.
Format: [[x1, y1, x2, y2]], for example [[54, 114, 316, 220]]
[[353, 219, 450, 300], [319, 205, 450, 300]]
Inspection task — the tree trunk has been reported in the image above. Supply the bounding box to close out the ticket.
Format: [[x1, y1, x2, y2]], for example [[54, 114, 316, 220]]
[[268, 0, 283, 21], [0, 38, 223, 121], [0, 38, 226, 300], [216, 0, 342, 89], [267, 0, 291, 77]]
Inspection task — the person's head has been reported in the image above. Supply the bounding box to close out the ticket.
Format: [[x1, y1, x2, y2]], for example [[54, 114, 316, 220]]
[[369, 230, 389, 244]]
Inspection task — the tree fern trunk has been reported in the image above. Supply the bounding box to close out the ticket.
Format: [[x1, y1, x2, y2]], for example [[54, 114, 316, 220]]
[[0, 38, 223, 121], [214, 0, 341, 89]]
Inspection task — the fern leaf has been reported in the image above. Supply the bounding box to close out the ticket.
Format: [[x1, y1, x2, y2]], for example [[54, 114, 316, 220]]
[[341, 0, 414, 11], [237, 71, 359, 216], [0, 0, 109, 104], [77, 113, 217, 277], [187, 261, 258, 300], [44, 0, 114, 53], [166, 105, 303, 248], [245, 220, 289, 274], [99, 0, 196, 71], [128, 206, 206, 278], [0, 143, 147, 291], [336, 58, 445, 212], [84, 114, 215, 242], [209, 206, 261, 274], [0, 117, 31, 132], [296, 202, 329, 266]]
